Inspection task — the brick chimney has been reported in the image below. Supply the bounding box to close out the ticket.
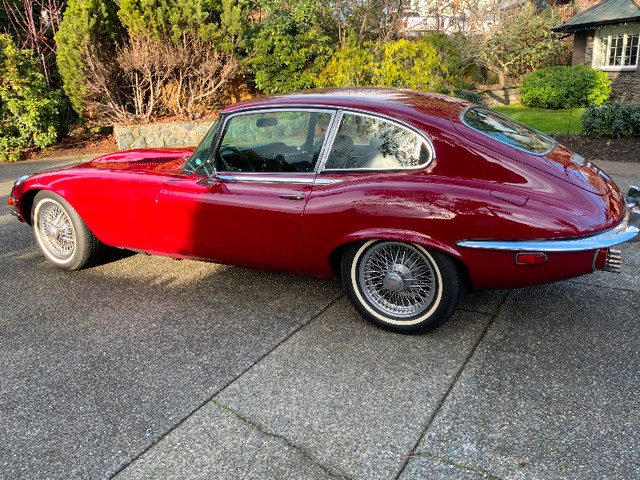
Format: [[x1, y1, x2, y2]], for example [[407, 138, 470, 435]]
[[633, 0, 640, 9]]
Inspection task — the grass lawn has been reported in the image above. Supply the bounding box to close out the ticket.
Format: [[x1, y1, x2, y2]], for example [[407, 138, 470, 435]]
[[493, 105, 585, 135]]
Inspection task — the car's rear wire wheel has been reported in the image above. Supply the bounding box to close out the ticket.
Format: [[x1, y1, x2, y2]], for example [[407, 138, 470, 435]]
[[342, 240, 464, 334], [32, 191, 103, 270]]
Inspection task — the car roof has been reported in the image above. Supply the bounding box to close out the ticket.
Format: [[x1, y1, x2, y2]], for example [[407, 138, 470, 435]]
[[221, 88, 464, 124]]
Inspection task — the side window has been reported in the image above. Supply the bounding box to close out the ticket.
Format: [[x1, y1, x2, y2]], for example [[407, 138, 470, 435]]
[[217, 111, 332, 173], [324, 113, 431, 170]]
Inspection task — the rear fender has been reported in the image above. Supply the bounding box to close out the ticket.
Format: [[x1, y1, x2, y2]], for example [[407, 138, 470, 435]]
[[328, 228, 462, 260]]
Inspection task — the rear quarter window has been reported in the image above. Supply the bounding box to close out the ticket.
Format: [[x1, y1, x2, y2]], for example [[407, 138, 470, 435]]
[[461, 107, 556, 155]]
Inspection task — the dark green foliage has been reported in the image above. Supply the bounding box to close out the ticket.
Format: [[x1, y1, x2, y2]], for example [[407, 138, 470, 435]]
[[581, 102, 640, 137], [0, 35, 66, 161], [520, 65, 611, 110], [249, 0, 336, 94], [55, 0, 123, 118]]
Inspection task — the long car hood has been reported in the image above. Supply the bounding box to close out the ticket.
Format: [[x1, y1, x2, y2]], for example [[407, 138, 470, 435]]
[[84, 147, 196, 174]]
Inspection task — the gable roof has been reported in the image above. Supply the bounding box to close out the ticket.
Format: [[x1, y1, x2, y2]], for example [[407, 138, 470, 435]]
[[552, 0, 640, 33]]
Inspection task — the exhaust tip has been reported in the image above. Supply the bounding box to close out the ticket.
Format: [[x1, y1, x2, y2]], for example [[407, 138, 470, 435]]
[[604, 249, 622, 273]]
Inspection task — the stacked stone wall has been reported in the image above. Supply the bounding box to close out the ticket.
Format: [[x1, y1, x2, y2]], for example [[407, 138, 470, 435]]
[[479, 87, 521, 107], [607, 70, 640, 104], [114, 120, 216, 150]]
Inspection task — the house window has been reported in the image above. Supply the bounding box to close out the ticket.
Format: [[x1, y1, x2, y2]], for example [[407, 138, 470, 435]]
[[594, 26, 640, 71]]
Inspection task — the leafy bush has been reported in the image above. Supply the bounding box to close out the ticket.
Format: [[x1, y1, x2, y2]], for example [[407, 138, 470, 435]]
[[316, 35, 467, 92], [0, 35, 65, 161], [520, 65, 611, 109], [250, 0, 335, 94], [581, 101, 640, 137]]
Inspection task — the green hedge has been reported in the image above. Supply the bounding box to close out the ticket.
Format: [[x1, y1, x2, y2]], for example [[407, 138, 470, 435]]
[[581, 101, 640, 137], [520, 65, 610, 109], [0, 35, 65, 161]]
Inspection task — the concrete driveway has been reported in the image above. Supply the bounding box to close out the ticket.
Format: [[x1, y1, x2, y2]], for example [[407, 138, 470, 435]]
[[1, 157, 639, 479]]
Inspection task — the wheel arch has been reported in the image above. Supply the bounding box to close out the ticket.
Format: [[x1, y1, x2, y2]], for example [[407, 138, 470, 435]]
[[327, 229, 469, 283], [20, 188, 44, 225]]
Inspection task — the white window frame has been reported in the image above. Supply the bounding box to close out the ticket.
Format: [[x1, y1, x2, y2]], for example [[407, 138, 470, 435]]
[[593, 25, 640, 72]]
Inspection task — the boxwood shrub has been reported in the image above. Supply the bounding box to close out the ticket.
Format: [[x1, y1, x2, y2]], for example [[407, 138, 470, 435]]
[[520, 65, 611, 109], [581, 101, 640, 137]]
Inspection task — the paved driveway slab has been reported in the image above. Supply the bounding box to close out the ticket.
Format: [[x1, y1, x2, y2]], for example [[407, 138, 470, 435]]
[[115, 402, 339, 480], [408, 280, 640, 479], [213, 300, 493, 480]]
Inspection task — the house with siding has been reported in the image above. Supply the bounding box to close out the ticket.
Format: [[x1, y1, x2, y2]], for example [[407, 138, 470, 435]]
[[552, 0, 640, 104]]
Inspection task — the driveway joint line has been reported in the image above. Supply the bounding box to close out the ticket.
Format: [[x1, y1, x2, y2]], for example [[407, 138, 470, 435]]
[[213, 401, 353, 480], [416, 452, 506, 479], [109, 292, 345, 479], [566, 278, 638, 293], [393, 292, 511, 480]]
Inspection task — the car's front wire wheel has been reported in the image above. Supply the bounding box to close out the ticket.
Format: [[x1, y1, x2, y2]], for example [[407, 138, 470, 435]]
[[32, 191, 103, 270], [342, 240, 464, 334]]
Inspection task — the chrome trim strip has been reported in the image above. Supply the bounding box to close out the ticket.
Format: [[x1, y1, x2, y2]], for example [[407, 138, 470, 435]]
[[457, 206, 640, 252], [11, 173, 33, 198], [314, 110, 343, 174], [459, 106, 557, 157], [212, 174, 341, 186]]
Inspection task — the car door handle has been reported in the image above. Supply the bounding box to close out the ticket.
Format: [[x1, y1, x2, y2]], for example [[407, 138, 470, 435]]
[[279, 193, 306, 200]]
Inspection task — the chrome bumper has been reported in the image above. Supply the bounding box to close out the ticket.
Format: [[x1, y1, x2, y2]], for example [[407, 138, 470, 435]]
[[457, 185, 640, 252]]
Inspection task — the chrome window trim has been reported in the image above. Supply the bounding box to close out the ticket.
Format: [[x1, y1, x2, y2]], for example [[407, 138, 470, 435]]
[[460, 106, 557, 157], [314, 110, 344, 173], [319, 109, 435, 172], [456, 206, 640, 252], [210, 173, 341, 185]]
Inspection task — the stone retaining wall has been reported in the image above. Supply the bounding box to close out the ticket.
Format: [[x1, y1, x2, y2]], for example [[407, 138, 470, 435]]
[[114, 120, 216, 150], [480, 87, 521, 107]]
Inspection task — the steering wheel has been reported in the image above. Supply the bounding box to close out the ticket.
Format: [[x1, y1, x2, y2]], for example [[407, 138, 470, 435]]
[[219, 146, 256, 172]]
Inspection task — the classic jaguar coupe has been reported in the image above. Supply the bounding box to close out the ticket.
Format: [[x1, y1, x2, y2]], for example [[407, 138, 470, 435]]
[[9, 88, 640, 333]]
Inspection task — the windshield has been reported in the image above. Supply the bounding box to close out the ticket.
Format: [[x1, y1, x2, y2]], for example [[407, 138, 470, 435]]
[[461, 107, 556, 155], [187, 119, 219, 173]]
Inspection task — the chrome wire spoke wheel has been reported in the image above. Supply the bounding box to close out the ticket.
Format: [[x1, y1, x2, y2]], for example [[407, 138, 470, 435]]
[[35, 199, 77, 262], [358, 242, 437, 319]]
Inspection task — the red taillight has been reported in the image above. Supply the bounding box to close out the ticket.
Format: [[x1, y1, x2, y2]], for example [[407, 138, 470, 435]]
[[515, 252, 548, 265], [7, 198, 14, 206]]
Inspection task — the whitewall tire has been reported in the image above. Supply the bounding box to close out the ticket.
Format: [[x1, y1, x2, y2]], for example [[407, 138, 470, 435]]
[[341, 240, 464, 334]]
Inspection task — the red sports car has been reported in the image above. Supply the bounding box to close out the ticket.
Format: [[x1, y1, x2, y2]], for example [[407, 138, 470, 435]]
[[9, 89, 640, 333]]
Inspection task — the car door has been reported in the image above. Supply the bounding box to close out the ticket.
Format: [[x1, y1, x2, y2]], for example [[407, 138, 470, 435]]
[[156, 108, 335, 269], [297, 110, 436, 265]]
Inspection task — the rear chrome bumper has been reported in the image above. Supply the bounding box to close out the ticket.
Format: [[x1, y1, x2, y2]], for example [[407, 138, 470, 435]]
[[457, 186, 640, 252]]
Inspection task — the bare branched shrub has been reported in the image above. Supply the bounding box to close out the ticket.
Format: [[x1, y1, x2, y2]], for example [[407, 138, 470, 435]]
[[169, 36, 240, 118], [118, 36, 174, 122], [82, 46, 129, 124], [81, 34, 241, 125]]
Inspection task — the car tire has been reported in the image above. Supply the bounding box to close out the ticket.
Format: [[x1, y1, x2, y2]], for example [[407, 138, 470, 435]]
[[32, 191, 103, 270], [341, 240, 464, 334]]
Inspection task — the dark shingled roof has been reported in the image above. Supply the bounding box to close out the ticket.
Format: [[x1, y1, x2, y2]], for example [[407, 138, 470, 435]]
[[552, 0, 640, 33]]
